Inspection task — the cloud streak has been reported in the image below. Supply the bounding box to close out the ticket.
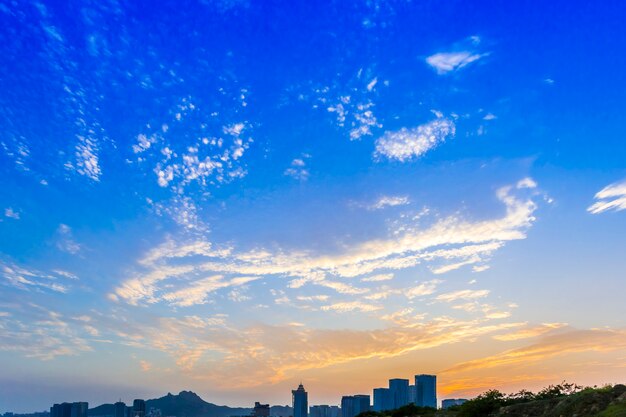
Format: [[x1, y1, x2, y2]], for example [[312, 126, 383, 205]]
[[588, 179, 626, 214]]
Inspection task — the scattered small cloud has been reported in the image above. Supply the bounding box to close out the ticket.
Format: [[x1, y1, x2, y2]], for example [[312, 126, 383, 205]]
[[368, 195, 410, 210], [284, 156, 310, 180], [374, 118, 455, 162], [4, 208, 20, 220]]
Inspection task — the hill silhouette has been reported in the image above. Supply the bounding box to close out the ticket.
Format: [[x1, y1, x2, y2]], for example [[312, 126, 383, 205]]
[[88, 391, 292, 417]]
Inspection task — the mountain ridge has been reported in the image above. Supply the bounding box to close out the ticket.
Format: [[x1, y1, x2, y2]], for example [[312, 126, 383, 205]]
[[88, 391, 292, 417]]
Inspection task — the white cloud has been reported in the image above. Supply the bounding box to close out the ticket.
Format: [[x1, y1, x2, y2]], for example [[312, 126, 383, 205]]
[[74, 136, 101, 181], [350, 101, 380, 140], [483, 113, 497, 121], [426, 51, 487, 74], [161, 275, 259, 307], [56, 224, 81, 254], [374, 118, 455, 161], [114, 181, 538, 309], [321, 301, 382, 313], [368, 195, 410, 210], [1, 262, 69, 293], [367, 78, 378, 91], [406, 280, 442, 299], [587, 179, 626, 214], [284, 157, 310, 180], [517, 177, 538, 189], [4, 208, 20, 219], [361, 273, 394, 282], [436, 289, 490, 303]]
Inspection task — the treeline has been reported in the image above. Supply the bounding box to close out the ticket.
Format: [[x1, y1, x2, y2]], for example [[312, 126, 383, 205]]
[[450, 381, 586, 416], [355, 382, 622, 417]]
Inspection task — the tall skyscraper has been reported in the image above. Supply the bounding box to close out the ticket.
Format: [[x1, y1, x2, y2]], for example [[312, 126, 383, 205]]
[[415, 375, 437, 409], [292, 383, 308, 417], [408, 385, 416, 404], [373, 388, 391, 412], [114, 402, 126, 417], [133, 400, 146, 417], [340, 395, 370, 417], [388, 379, 409, 409]]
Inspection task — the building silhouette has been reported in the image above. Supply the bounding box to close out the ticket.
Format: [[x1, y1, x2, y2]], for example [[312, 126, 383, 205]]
[[441, 399, 467, 409], [132, 400, 146, 417], [114, 402, 126, 417], [415, 375, 437, 408], [408, 385, 416, 404], [51, 402, 88, 417], [252, 402, 270, 417], [372, 388, 391, 412], [309, 405, 339, 417], [292, 383, 308, 417], [340, 395, 369, 417], [70, 403, 88, 417], [388, 379, 409, 409]]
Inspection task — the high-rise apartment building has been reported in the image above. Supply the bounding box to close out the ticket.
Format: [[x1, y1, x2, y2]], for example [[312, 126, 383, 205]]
[[133, 400, 146, 417], [51, 402, 88, 417], [309, 405, 339, 417], [388, 379, 409, 409], [292, 383, 308, 417], [340, 395, 370, 417], [70, 403, 88, 417], [372, 388, 392, 412], [415, 375, 437, 409], [114, 402, 126, 417], [408, 385, 416, 404]]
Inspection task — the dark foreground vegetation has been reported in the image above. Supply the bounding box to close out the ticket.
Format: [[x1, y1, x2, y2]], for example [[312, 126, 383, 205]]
[[357, 382, 626, 417]]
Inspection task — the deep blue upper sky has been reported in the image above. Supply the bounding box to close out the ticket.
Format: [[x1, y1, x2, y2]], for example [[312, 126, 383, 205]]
[[1, 0, 625, 412]]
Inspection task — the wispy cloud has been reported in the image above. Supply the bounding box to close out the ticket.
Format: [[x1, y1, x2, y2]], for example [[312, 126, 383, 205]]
[[113, 180, 539, 307], [443, 328, 626, 374], [367, 195, 410, 210], [321, 301, 382, 313], [1, 262, 71, 293], [56, 224, 82, 254], [361, 273, 394, 282], [493, 323, 568, 341], [436, 289, 490, 303], [588, 179, 626, 214], [374, 118, 455, 161], [426, 51, 487, 74]]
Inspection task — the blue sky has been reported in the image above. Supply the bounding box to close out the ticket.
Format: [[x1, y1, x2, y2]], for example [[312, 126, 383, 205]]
[[1, 0, 626, 412]]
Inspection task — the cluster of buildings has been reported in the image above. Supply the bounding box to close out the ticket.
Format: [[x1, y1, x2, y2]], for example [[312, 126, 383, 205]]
[[49, 400, 165, 417], [289, 373, 463, 417], [44, 373, 463, 417], [50, 403, 88, 417]]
